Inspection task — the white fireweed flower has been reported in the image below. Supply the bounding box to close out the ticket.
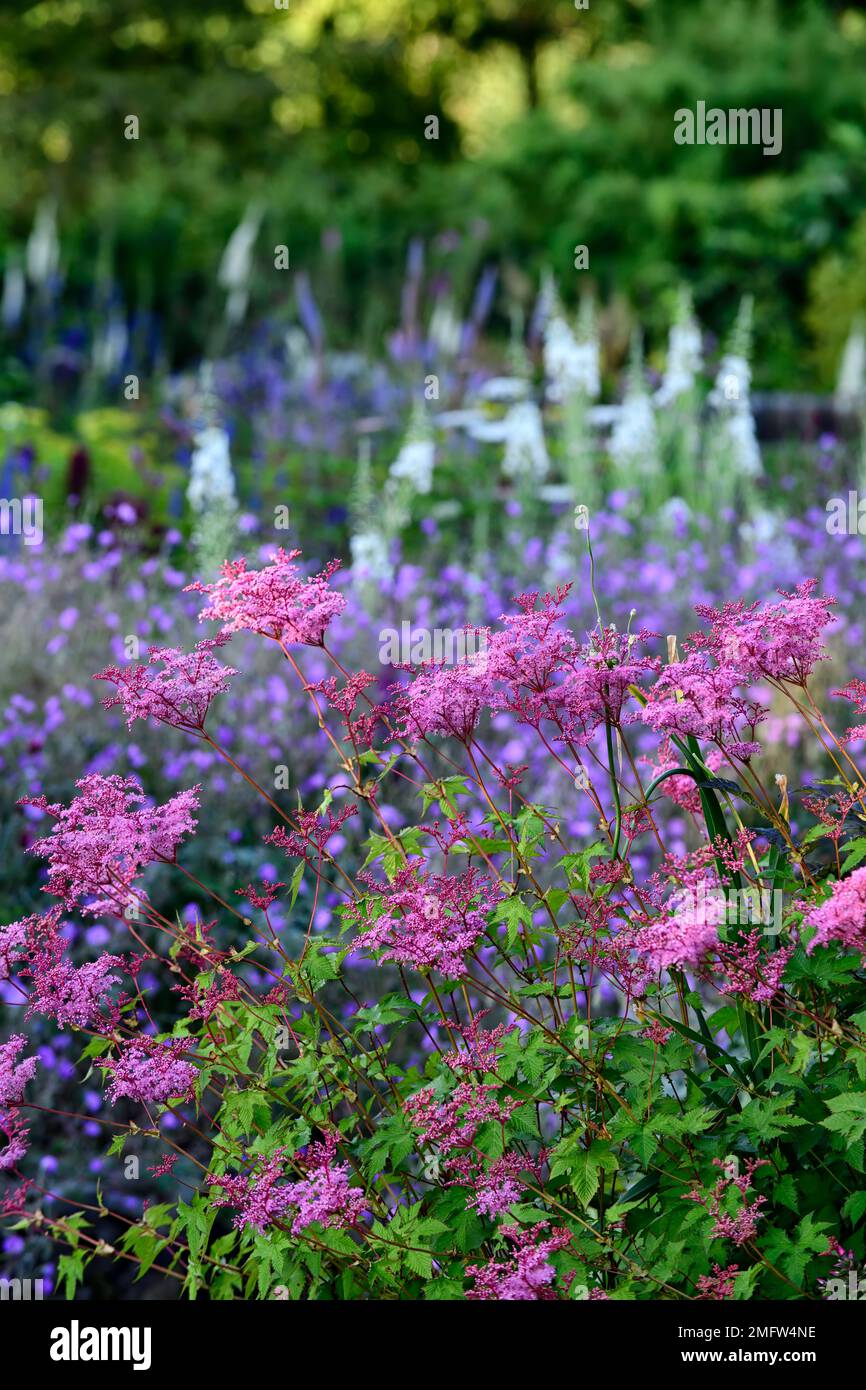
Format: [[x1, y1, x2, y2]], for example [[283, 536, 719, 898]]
[[390, 403, 436, 494], [609, 388, 659, 477], [656, 319, 702, 405], [428, 299, 462, 357], [285, 326, 316, 386], [544, 314, 600, 402], [725, 409, 762, 478], [218, 206, 262, 325], [390, 437, 435, 494], [26, 201, 60, 288], [710, 354, 751, 408], [1, 263, 26, 328], [188, 427, 237, 513], [350, 529, 393, 583], [501, 400, 550, 481], [477, 376, 530, 402], [92, 313, 129, 376], [709, 354, 762, 477]]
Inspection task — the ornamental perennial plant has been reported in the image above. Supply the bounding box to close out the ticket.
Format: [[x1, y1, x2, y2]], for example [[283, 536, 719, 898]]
[[3, 539, 866, 1301]]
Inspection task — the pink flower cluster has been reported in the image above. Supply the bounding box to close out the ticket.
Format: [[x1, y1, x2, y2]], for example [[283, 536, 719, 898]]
[[348, 863, 503, 979], [696, 1263, 740, 1299], [640, 654, 764, 759], [0, 1110, 30, 1173], [442, 1015, 515, 1074], [557, 624, 659, 742], [635, 884, 728, 972], [695, 580, 836, 684], [714, 929, 792, 1005], [0, 1036, 38, 1108], [397, 654, 494, 741], [644, 744, 725, 816], [1, 907, 126, 1031], [0, 1038, 37, 1176], [101, 1037, 198, 1107], [278, 1134, 368, 1237], [466, 1223, 571, 1300], [208, 1134, 367, 1236], [23, 774, 200, 915], [833, 680, 866, 744], [0, 907, 61, 981], [189, 548, 345, 647], [405, 1078, 519, 1154], [266, 803, 358, 865], [805, 867, 866, 956], [454, 1151, 529, 1220], [25, 953, 126, 1030], [684, 1158, 769, 1248], [94, 634, 236, 732], [207, 1150, 296, 1233]]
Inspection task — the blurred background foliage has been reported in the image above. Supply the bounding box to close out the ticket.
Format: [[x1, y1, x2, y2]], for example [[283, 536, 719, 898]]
[[2, 0, 866, 385]]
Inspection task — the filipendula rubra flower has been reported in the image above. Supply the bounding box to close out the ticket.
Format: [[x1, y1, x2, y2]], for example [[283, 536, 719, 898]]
[[208, 1133, 367, 1236], [640, 653, 765, 759], [805, 866, 866, 956], [0, 1036, 38, 1108], [94, 633, 236, 733], [0, 1039, 38, 1174], [25, 953, 126, 1030], [634, 883, 729, 971], [396, 649, 494, 741], [466, 1223, 572, 1300], [0, 1110, 31, 1172], [347, 862, 504, 978], [485, 590, 656, 740], [1, 908, 125, 1029], [22, 774, 200, 916], [694, 579, 836, 684], [188, 547, 345, 646], [832, 679, 866, 744], [683, 1158, 769, 1247], [100, 1038, 198, 1107], [0, 906, 62, 981]]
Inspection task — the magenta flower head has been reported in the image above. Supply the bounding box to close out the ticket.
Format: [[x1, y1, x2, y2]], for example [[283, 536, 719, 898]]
[[25, 952, 126, 1030], [348, 862, 504, 978], [805, 867, 866, 957], [0, 1035, 38, 1108], [208, 1134, 367, 1236], [22, 774, 200, 916], [634, 885, 728, 971], [0, 1110, 30, 1172], [831, 680, 866, 744], [558, 625, 659, 741], [694, 579, 836, 684], [0, 906, 63, 982], [187, 547, 345, 647], [466, 1223, 571, 1300], [101, 1037, 198, 1107], [487, 588, 577, 697], [396, 651, 494, 742], [640, 653, 764, 758], [94, 634, 237, 733]]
